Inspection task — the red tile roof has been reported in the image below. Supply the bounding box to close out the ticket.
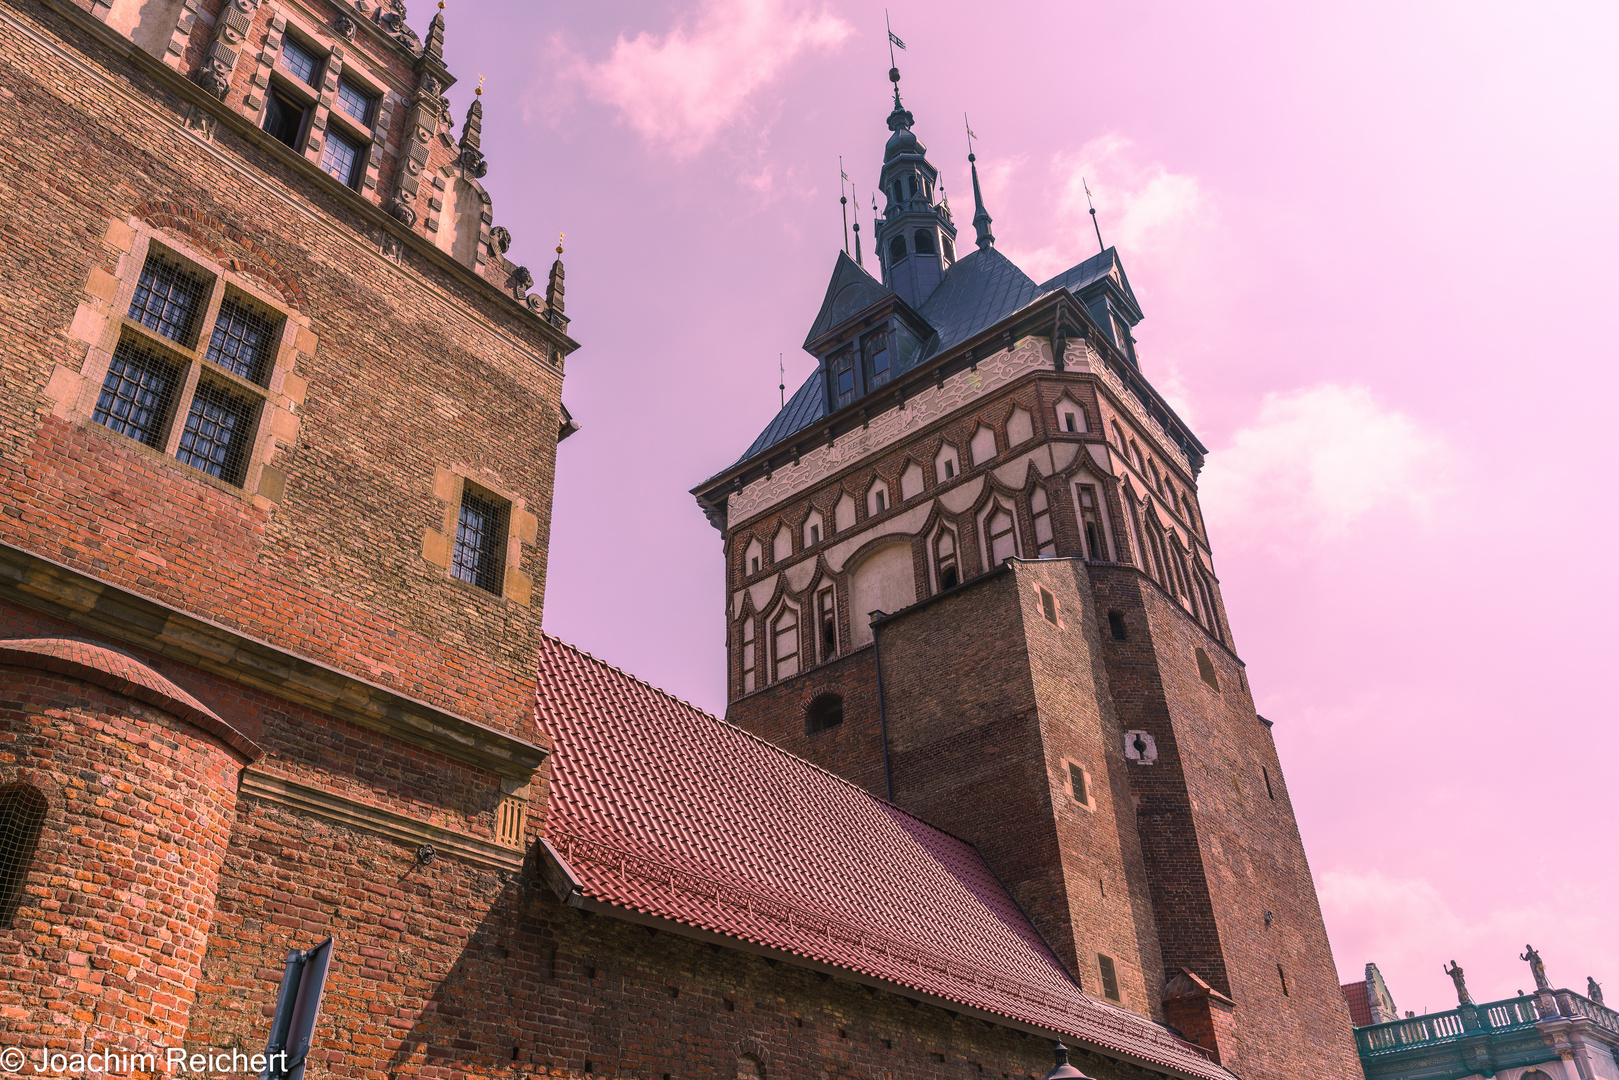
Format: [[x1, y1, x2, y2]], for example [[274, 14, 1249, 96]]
[[1342, 981, 1372, 1028], [533, 635, 1232, 1080]]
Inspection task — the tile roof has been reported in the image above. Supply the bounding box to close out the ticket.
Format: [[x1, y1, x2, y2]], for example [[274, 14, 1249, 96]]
[[533, 634, 1233, 1080], [1342, 981, 1372, 1028]]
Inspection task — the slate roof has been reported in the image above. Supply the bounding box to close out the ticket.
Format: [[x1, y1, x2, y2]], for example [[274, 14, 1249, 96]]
[[918, 246, 1042, 356], [1036, 247, 1135, 309], [534, 634, 1232, 1080]]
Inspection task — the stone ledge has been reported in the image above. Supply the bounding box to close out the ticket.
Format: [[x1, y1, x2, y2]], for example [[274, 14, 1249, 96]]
[[242, 769, 524, 872], [0, 541, 549, 780]]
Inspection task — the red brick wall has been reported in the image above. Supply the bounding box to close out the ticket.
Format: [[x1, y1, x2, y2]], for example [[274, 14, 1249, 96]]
[[0, 1, 561, 742], [0, 665, 244, 1054], [1090, 565, 1361, 1079]]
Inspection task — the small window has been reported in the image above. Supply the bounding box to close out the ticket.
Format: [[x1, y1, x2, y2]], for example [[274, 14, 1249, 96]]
[[1064, 412, 1078, 433], [986, 507, 1016, 563], [749, 556, 759, 574], [280, 36, 321, 85], [865, 331, 891, 389], [809, 523, 820, 545], [934, 528, 959, 592], [451, 487, 508, 594], [1068, 763, 1090, 806], [1, 783, 49, 927], [740, 618, 756, 693], [129, 248, 208, 345], [263, 87, 310, 149], [1107, 610, 1127, 641], [1098, 954, 1121, 1001], [944, 459, 954, 479], [913, 229, 936, 255], [806, 693, 843, 734], [94, 338, 180, 448], [1277, 964, 1289, 997], [818, 587, 837, 659], [176, 381, 256, 485], [942, 236, 955, 263], [1038, 585, 1058, 626], [206, 295, 280, 384], [1261, 766, 1275, 801], [335, 77, 377, 126], [888, 234, 906, 261], [772, 606, 799, 681], [320, 128, 364, 188], [1111, 421, 1126, 449], [831, 349, 857, 409], [1078, 485, 1105, 561], [1195, 647, 1220, 690]]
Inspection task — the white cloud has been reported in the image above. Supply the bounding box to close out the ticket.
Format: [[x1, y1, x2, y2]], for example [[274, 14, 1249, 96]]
[[1198, 384, 1453, 551], [1003, 135, 1210, 282], [568, 0, 850, 160]]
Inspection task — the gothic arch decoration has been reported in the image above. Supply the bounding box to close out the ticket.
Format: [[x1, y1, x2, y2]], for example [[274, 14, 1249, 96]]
[[929, 519, 961, 592], [978, 496, 1021, 570], [767, 599, 802, 683], [847, 539, 916, 648]]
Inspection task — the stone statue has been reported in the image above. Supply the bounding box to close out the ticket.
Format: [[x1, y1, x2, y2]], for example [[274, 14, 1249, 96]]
[[1521, 945, 1551, 991], [1590, 977, 1604, 1005], [1444, 961, 1475, 1006]]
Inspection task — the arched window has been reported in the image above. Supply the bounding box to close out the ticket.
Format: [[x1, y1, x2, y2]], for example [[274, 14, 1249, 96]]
[[1031, 487, 1056, 557], [1077, 484, 1106, 560], [942, 236, 956, 263], [817, 586, 837, 659], [1111, 421, 1127, 450], [933, 527, 959, 591], [1, 783, 48, 927], [806, 693, 844, 734], [737, 1055, 766, 1080], [985, 505, 1017, 565], [888, 234, 907, 261], [772, 605, 800, 682], [864, 330, 891, 389], [913, 229, 937, 255]]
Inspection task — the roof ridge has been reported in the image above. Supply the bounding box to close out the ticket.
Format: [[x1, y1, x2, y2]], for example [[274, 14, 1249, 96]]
[[535, 632, 986, 850]]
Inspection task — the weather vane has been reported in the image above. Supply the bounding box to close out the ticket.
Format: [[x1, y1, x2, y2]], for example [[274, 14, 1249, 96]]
[[1083, 178, 1105, 254]]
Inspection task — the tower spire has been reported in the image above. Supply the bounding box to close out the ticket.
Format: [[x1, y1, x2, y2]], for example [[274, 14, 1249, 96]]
[[966, 114, 994, 251], [1083, 177, 1106, 255]]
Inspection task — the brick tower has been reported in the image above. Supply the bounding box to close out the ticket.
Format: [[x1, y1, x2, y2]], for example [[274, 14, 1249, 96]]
[[691, 66, 1361, 1080]]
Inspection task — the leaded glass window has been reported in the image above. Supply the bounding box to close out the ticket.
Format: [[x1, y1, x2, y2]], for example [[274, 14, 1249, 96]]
[[452, 489, 507, 594], [94, 339, 179, 447], [129, 251, 206, 345], [206, 297, 278, 384], [177, 382, 255, 484]]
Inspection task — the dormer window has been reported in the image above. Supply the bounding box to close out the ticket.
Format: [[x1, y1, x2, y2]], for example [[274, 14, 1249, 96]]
[[864, 331, 891, 390], [914, 229, 936, 255], [831, 349, 856, 409], [320, 129, 363, 188], [280, 36, 321, 86], [335, 77, 377, 126], [263, 88, 309, 150]]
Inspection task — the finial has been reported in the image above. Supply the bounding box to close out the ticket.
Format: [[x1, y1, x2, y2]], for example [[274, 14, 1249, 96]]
[[1043, 1041, 1090, 1080], [437, 0, 443, 7], [1083, 177, 1105, 255], [840, 156, 851, 255], [476, 73, 484, 96], [556, 230, 565, 256], [967, 125, 995, 251], [885, 11, 906, 108]]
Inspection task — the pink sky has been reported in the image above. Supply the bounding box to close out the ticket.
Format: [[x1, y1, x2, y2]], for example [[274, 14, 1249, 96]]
[[438, 1, 1618, 1014]]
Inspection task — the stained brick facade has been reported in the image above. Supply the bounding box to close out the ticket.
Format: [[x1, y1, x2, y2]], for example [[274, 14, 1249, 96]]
[[1, 4, 1351, 1080]]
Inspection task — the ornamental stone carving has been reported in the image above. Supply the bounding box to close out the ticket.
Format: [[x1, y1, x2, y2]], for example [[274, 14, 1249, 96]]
[[489, 226, 511, 254], [388, 194, 417, 227], [333, 13, 356, 40]]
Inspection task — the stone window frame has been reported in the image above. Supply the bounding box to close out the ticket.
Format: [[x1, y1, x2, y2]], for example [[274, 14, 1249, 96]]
[[48, 220, 308, 506], [1060, 758, 1096, 813], [422, 467, 539, 606]]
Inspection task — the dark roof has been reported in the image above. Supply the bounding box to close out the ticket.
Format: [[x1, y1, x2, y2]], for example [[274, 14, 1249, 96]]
[[736, 369, 826, 463], [533, 634, 1232, 1080], [917, 246, 1041, 355], [803, 252, 896, 346], [1038, 247, 1140, 319]]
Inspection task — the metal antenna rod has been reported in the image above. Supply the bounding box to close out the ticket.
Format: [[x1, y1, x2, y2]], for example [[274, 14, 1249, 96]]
[[779, 353, 785, 409], [840, 156, 850, 255], [1084, 177, 1106, 254]]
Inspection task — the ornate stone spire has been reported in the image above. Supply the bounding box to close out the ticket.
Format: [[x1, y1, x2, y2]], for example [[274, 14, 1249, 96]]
[[545, 234, 568, 329], [969, 150, 994, 251], [425, 1, 445, 60], [459, 79, 486, 177]]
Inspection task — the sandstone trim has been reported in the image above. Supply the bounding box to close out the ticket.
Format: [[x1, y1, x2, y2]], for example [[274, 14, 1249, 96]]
[[242, 769, 524, 872], [0, 542, 550, 779]]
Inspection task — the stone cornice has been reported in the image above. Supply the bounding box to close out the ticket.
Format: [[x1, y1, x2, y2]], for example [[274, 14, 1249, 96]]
[[242, 768, 524, 871], [0, 541, 550, 779]]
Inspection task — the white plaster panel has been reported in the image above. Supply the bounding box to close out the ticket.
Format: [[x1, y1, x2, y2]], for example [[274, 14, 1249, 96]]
[[748, 576, 778, 613], [994, 451, 1045, 488], [1051, 441, 1079, 473], [1088, 443, 1115, 472], [724, 340, 1050, 523], [1008, 407, 1033, 446], [937, 475, 984, 514], [900, 462, 924, 502], [970, 425, 998, 467], [849, 542, 917, 647], [784, 558, 817, 594], [834, 493, 856, 533], [824, 502, 933, 573]]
